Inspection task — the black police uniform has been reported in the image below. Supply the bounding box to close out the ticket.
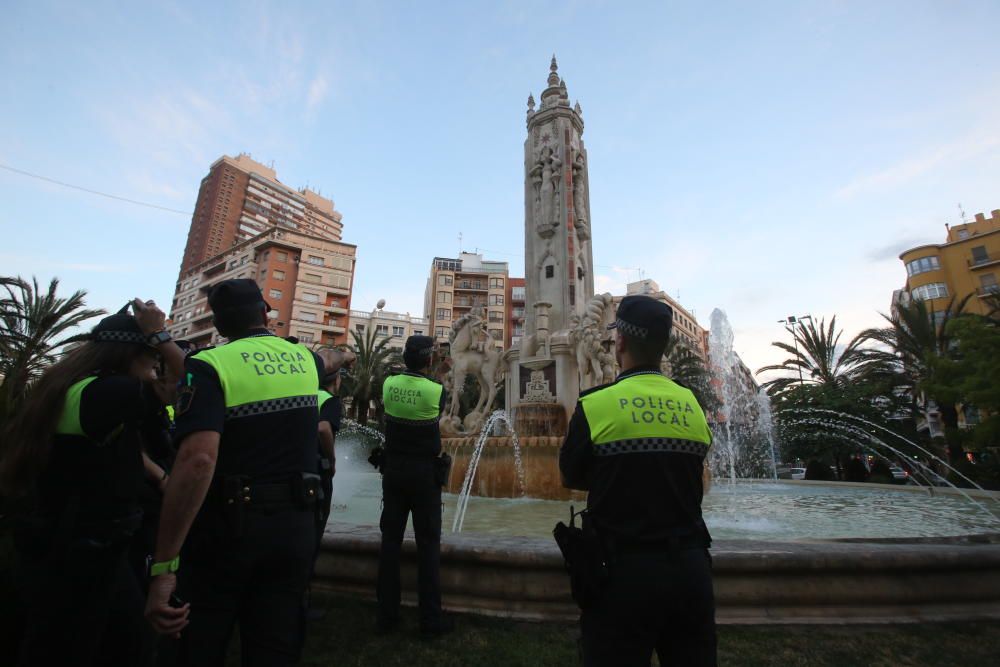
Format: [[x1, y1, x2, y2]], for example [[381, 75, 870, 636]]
[[169, 280, 326, 664], [14, 325, 162, 666], [559, 297, 717, 667], [316, 390, 341, 544], [376, 338, 449, 634]]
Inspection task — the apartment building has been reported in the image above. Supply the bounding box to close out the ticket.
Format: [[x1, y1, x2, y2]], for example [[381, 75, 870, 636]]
[[348, 308, 430, 352], [615, 279, 709, 360], [508, 277, 526, 348], [424, 252, 510, 351], [898, 209, 1000, 317], [168, 227, 356, 348]]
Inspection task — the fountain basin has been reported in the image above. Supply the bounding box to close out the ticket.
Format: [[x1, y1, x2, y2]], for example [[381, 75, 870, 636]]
[[314, 524, 1000, 624], [443, 436, 576, 500]]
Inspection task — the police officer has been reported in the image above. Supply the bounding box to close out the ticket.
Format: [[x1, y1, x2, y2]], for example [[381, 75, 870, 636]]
[[2, 298, 183, 667], [376, 335, 454, 637], [145, 279, 327, 665], [559, 295, 717, 666]]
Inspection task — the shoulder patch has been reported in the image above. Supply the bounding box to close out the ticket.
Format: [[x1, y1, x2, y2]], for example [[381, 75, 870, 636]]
[[175, 385, 196, 416]]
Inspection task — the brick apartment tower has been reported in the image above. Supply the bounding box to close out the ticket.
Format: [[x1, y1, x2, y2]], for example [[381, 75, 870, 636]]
[[169, 154, 356, 347]]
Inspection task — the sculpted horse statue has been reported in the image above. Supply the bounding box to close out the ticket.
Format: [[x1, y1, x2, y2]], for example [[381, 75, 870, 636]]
[[445, 309, 505, 428]]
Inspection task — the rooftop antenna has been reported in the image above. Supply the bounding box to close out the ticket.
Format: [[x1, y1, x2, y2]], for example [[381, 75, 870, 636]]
[[958, 203, 968, 224], [458, 231, 463, 253]]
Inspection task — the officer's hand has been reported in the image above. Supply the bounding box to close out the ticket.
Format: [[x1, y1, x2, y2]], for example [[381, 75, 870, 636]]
[[145, 573, 190, 637], [132, 298, 167, 335]]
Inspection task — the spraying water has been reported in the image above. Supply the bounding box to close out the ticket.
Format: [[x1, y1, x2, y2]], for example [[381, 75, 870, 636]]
[[451, 410, 526, 533], [707, 309, 777, 481]]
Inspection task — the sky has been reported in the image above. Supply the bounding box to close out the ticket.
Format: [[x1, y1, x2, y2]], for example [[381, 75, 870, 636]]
[[1, 0, 999, 376]]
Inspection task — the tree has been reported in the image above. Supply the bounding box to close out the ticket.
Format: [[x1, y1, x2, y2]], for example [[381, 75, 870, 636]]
[[662, 334, 720, 416], [0, 276, 104, 424], [856, 294, 974, 465], [342, 327, 400, 426], [757, 316, 869, 396]]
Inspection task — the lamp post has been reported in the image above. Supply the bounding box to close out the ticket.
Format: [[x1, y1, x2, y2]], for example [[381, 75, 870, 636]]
[[777, 315, 812, 385]]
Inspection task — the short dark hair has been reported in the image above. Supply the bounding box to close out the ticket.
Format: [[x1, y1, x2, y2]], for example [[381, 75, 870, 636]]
[[213, 304, 266, 337], [403, 348, 430, 371], [622, 332, 667, 367]]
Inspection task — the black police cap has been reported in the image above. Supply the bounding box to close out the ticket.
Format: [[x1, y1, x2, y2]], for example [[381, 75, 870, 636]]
[[208, 279, 268, 314], [608, 295, 673, 342], [85, 304, 150, 346], [404, 335, 436, 358]]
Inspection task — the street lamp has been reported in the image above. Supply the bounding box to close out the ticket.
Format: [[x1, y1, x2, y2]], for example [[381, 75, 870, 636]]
[[777, 315, 813, 385]]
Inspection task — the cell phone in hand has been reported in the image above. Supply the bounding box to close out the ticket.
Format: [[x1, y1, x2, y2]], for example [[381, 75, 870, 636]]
[[169, 593, 185, 608]]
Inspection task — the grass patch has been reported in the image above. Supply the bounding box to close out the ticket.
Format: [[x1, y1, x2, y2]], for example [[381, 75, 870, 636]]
[[222, 591, 1000, 666]]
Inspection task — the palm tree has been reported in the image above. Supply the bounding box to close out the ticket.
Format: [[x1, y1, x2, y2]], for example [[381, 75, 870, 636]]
[[661, 334, 719, 415], [343, 327, 400, 426], [756, 316, 868, 395], [0, 276, 104, 423], [856, 294, 973, 464]]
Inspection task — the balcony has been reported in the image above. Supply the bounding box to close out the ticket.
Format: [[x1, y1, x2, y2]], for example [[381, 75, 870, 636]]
[[968, 252, 1000, 269], [976, 285, 1000, 298], [455, 281, 487, 291]]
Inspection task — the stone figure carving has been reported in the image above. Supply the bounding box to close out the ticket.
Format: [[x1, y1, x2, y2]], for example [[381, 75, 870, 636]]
[[568, 293, 616, 391], [442, 307, 505, 434], [571, 150, 590, 240], [522, 370, 554, 403]]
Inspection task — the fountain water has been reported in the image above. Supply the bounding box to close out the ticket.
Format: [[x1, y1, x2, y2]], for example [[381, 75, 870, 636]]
[[451, 410, 526, 533], [707, 309, 777, 481]]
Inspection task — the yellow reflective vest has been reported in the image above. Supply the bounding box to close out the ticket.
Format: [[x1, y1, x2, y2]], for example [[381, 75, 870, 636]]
[[580, 371, 712, 458], [383, 372, 442, 424]]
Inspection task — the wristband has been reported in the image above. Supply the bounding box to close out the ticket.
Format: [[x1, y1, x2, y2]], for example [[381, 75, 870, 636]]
[[148, 555, 180, 577]]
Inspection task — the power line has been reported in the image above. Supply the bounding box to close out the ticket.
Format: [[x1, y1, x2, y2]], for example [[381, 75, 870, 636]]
[[0, 163, 192, 216]]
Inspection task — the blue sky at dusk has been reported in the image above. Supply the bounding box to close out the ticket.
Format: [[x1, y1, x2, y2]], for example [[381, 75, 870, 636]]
[[2, 1, 999, 373]]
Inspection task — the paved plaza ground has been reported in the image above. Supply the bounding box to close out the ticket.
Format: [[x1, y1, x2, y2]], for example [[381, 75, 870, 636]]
[[224, 591, 1000, 666]]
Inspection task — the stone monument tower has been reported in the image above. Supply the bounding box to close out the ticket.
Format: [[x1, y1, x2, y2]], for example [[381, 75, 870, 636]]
[[506, 57, 613, 426]]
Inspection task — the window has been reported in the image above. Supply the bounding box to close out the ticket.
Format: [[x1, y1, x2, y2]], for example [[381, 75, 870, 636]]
[[437, 291, 451, 303], [905, 256, 941, 276], [298, 332, 314, 343], [911, 282, 948, 301], [276, 251, 288, 262], [269, 289, 283, 299], [436, 308, 452, 321], [435, 327, 447, 338], [489, 329, 503, 340], [439, 274, 453, 286], [413, 330, 424, 336], [355, 323, 366, 333], [307, 255, 324, 266], [489, 295, 504, 306], [303, 292, 320, 303], [981, 273, 999, 294], [376, 324, 389, 335], [305, 273, 322, 283], [273, 269, 285, 280], [392, 326, 405, 337], [300, 311, 317, 322], [489, 310, 504, 323], [490, 277, 504, 289], [957, 229, 969, 240], [512, 286, 525, 301], [545, 265, 554, 279], [971, 246, 989, 265]]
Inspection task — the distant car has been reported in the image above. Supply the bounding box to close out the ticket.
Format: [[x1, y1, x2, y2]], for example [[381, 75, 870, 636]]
[[790, 467, 806, 480], [889, 465, 908, 481]]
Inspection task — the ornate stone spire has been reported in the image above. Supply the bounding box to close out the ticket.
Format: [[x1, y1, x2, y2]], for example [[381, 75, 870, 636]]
[[547, 54, 560, 87], [527, 93, 535, 111], [574, 100, 582, 116]]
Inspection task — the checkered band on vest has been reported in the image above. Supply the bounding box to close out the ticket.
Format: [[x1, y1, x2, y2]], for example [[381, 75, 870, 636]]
[[593, 437, 709, 458], [94, 331, 147, 345], [385, 414, 440, 426], [225, 394, 318, 419], [615, 319, 649, 339]]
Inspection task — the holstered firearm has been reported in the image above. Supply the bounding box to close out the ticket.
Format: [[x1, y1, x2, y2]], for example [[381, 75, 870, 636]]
[[434, 452, 453, 487], [552, 506, 609, 610], [368, 446, 385, 472]]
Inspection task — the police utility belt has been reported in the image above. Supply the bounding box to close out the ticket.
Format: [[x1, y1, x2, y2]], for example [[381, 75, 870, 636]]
[[211, 473, 321, 511]]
